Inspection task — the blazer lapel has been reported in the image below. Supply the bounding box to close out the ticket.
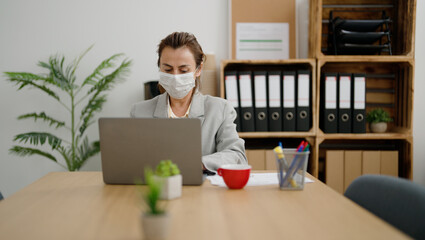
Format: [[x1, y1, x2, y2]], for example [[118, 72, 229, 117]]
[[153, 93, 168, 118], [189, 92, 205, 126]]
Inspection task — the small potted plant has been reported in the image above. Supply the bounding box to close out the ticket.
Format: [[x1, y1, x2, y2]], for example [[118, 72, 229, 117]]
[[154, 160, 182, 200], [138, 168, 170, 240], [366, 108, 393, 133]]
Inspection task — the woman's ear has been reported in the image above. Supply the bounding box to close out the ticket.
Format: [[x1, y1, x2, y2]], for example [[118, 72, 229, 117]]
[[195, 62, 204, 78]]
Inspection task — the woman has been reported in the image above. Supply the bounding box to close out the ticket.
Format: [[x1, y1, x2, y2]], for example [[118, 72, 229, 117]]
[[130, 32, 247, 172]]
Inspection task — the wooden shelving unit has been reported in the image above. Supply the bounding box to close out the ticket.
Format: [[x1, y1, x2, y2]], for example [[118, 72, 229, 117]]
[[219, 0, 415, 181], [311, 0, 416, 181]]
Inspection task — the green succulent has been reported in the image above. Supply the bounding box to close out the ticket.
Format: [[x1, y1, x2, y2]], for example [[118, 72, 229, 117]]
[[366, 108, 393, 123], [155, 160, 180, 177], [137, 168, 166, 215], [4, 46, 132, 171]]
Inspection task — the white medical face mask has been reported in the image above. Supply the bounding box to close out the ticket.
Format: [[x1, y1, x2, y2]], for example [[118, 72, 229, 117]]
[[158, 71, 196, 99]]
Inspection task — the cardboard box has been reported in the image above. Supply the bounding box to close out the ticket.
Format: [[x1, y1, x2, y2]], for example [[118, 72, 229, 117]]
[[326, 151, 344, 194], [199, 54, 218, 97], [265, 150, 277, 170], [381, 151, 399, 177], [246, 150, 265, 170], [362, 151, 380, 175], [344, 151, 362, 192]]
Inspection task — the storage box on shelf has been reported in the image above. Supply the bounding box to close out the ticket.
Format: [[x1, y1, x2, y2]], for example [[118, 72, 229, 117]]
[[317, 138, 412, 186], [309, 0, 416, 58]]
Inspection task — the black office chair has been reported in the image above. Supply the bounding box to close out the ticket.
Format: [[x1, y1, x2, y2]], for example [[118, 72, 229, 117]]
[[0, 191, 3, 200], [344, 174, 425, 240]]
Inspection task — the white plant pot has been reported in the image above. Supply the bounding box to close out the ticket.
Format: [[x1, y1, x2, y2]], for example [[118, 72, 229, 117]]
[[370, 122, 388, 133], [153, 174, 182, 200], [141, 213, 170, 240]]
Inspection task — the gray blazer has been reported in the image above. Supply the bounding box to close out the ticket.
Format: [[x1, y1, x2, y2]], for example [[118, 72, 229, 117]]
[[130, 92, 247, 171]]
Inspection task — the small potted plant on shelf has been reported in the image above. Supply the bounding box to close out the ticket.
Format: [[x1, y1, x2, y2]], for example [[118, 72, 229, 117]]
[[154, 160, 182, 200], [366, 108, 393, 133], [138, 168, 170, 240]]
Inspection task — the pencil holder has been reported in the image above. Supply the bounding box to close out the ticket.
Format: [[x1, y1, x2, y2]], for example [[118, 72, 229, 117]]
[[274, 148, 310, 190]]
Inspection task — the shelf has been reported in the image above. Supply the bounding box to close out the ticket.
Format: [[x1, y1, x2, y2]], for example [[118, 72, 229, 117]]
[[221, 59, 316, 65], [239, 131, 316, 139], [317, 132, 410, 140], [317, 55, 413, 63]]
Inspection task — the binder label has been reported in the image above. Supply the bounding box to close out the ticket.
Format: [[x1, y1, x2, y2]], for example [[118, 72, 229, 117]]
[[240, 74, 253, 107], [254, 75, 267, 107], [354, 76, 366, 109], [298, 74, 309, 107], [268, 75, 281, 107], [339, 76, 351, 109], [325, 76, 337, 109], [283, 75, 295, 108], [225, 75, 239, 108]]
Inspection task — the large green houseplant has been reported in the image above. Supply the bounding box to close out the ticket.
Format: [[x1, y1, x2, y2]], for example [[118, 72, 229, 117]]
[[4, 47, 132, 171]]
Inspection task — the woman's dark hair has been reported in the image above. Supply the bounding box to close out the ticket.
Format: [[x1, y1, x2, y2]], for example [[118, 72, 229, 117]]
[[157, 32, 206, 94], [157, 32, 205, 68]]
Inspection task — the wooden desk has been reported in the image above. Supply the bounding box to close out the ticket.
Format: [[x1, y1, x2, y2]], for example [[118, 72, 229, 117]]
[[0, 172, 409, 240]]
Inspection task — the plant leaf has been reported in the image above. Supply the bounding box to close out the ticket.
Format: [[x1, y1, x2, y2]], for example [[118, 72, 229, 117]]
[[76, 137, 100, 170], [47, 56, 73, 91], [86, 58, 131, 94], [79, 95, 106, 136], [57, 146, 72, 171], [81, 53, 122, 87], [79, 58, 131, 136], [13, 132, 63, 150], [143, 168, 164, 215], [17, 112, 65, 128], [9, 146, 58, 162], [4, 72, 60, 100]]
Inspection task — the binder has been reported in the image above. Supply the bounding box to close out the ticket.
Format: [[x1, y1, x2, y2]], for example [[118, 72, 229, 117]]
[[267, 71, 282, 131], [224, 71, 241, 132], [296, 70, 311, 131], [338, 73, 352, 133], [238, 71, 255, 132], [282, 71, 296, 131], [352, 73, 366, 133], [253, 71, 268, 132], [322, 73, 338, 133]]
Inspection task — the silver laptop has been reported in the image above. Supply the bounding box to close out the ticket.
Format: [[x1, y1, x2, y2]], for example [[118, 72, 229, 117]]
[[98, 118, 203, 185]]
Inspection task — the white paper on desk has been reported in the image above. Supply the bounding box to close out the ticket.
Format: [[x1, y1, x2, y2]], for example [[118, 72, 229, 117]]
[[207, 173, 313, 187], [236, 22, 289, 60]]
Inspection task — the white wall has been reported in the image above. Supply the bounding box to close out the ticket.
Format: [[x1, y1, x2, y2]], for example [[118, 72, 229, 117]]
[[0, 0, 230, 197], [413, 0, 425, 186], [0, 0, 423, 197]]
